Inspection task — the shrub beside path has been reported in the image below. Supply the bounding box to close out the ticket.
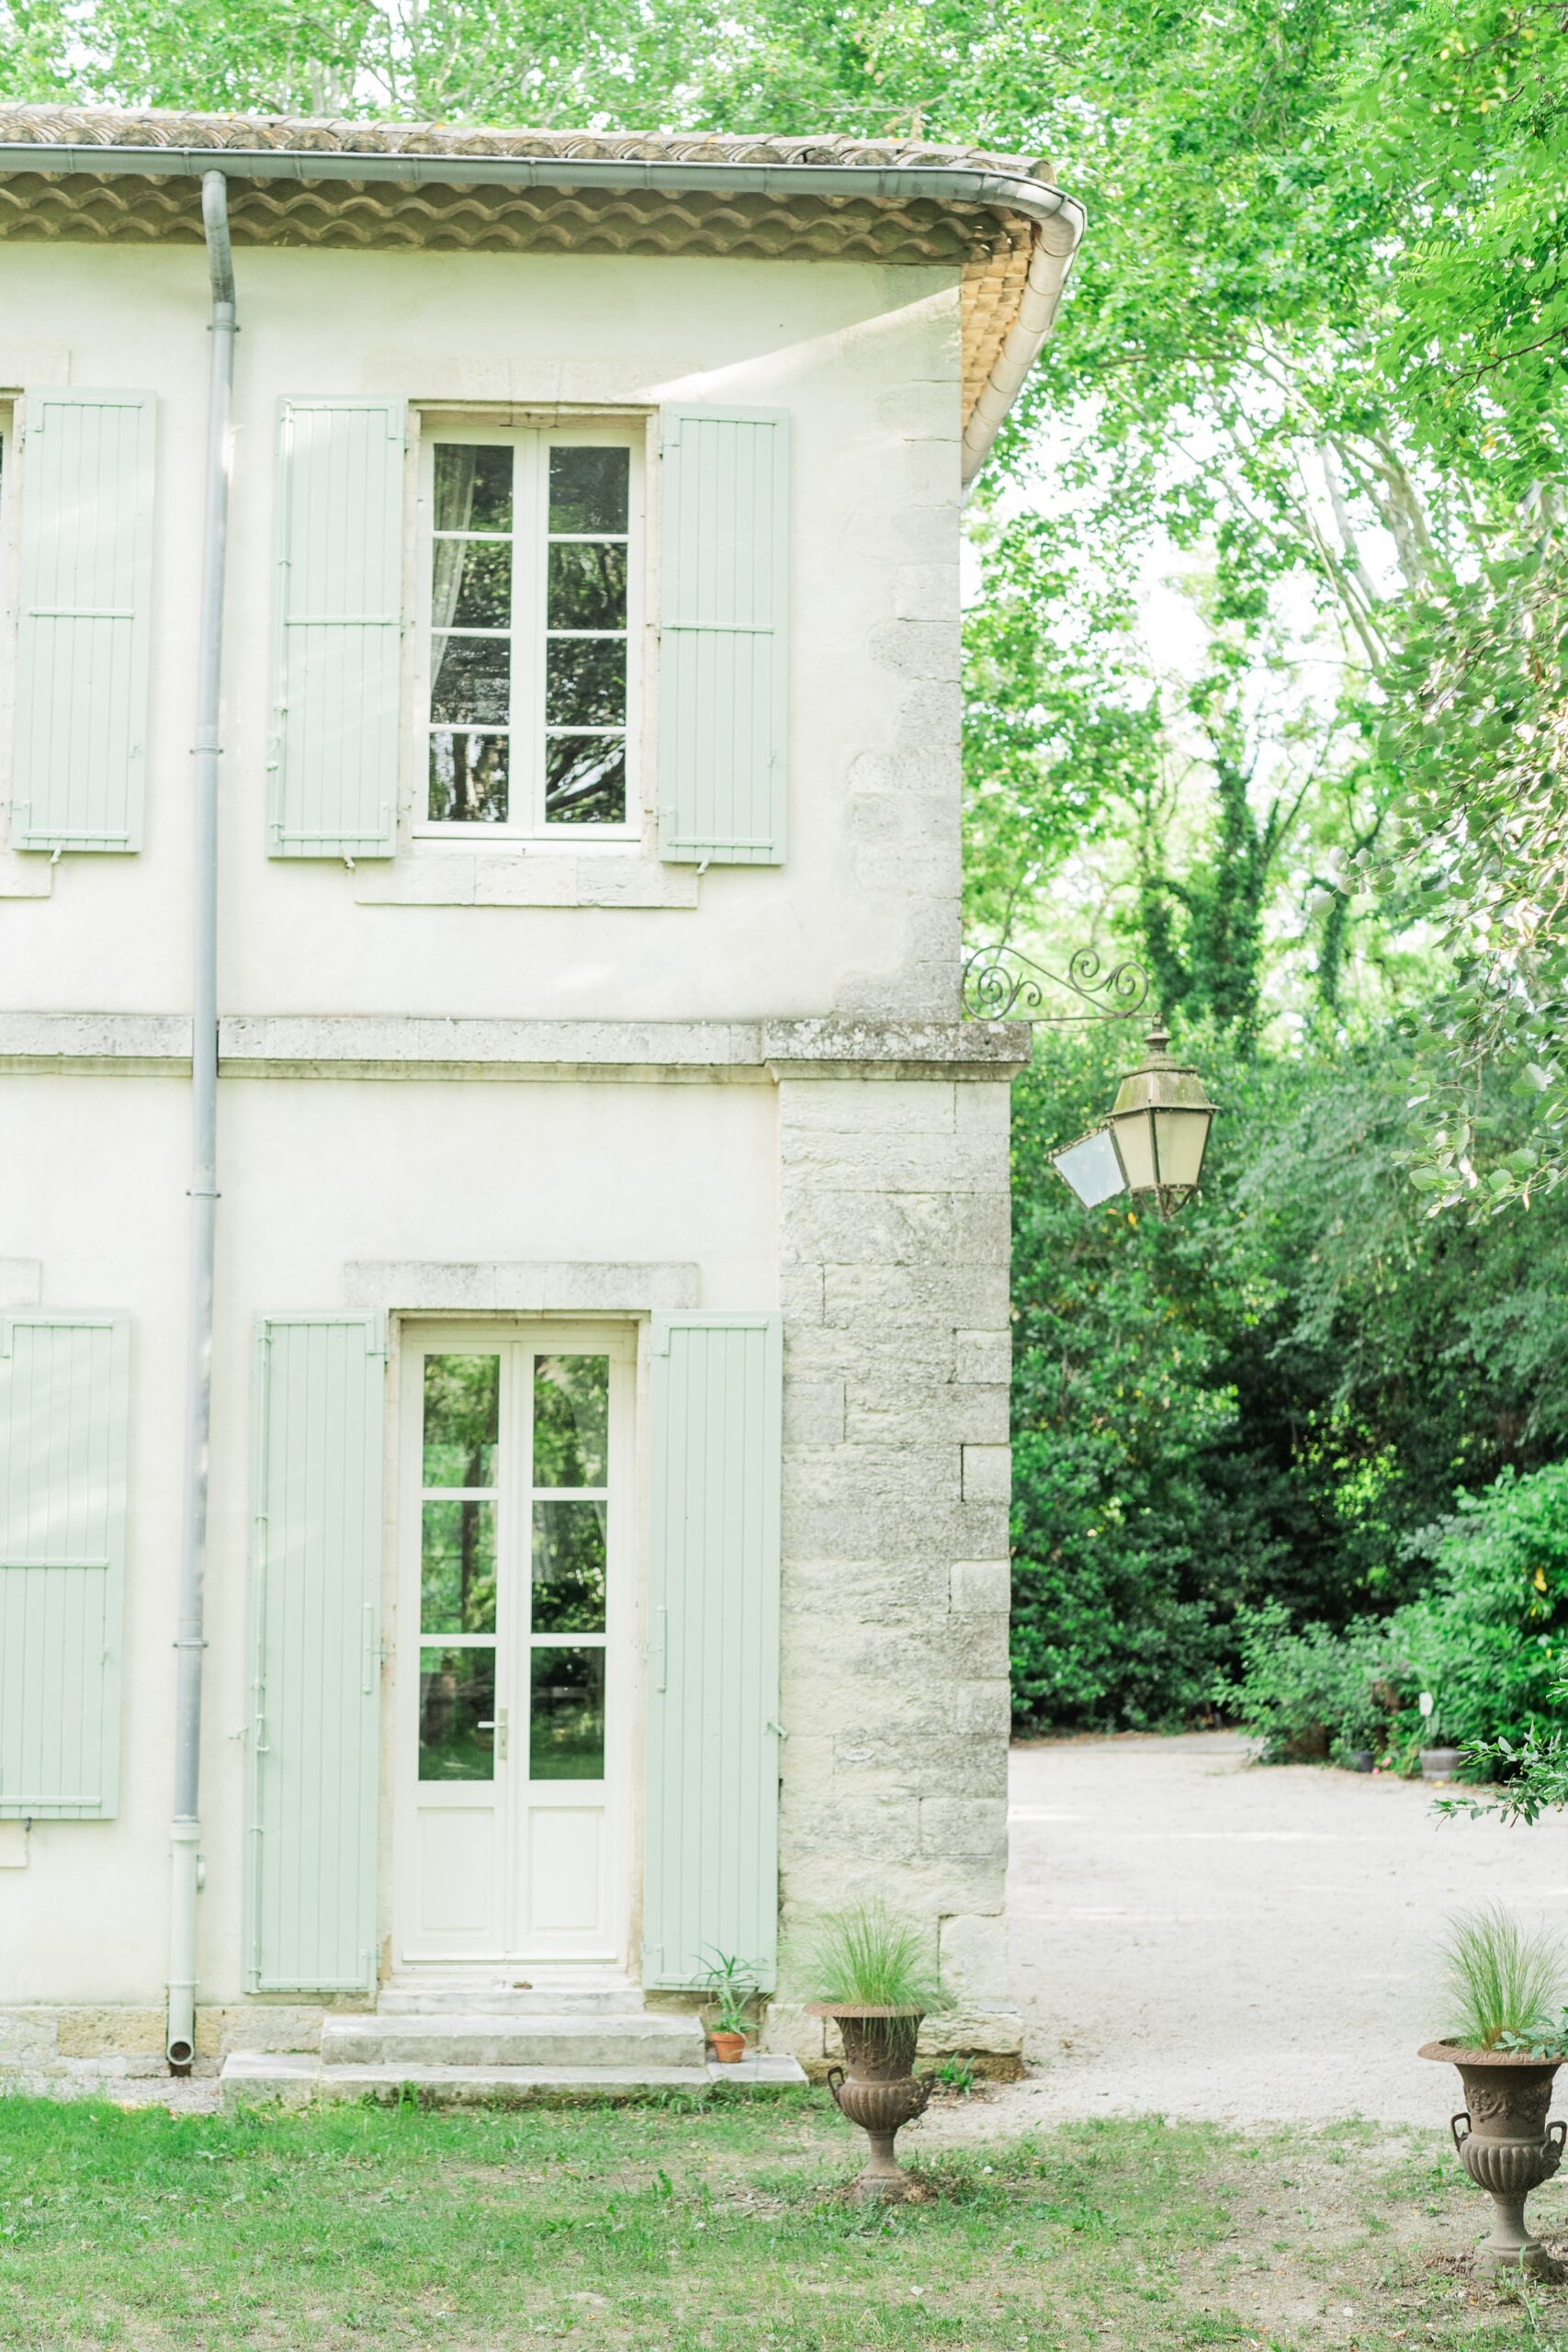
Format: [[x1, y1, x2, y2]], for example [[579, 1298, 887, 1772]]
[[914, 1729, 1568, 2148]]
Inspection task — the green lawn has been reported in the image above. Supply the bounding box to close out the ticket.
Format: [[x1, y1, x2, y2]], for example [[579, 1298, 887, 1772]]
[[2, 2089, 1565, 2349]]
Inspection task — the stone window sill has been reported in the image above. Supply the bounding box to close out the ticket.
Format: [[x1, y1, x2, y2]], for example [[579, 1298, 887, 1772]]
[[353, 851, 698, 910]]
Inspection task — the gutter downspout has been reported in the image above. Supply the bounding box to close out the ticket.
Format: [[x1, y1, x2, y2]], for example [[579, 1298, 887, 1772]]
[[0, 142, 1083, 481], [166, 166, 234, 2074]]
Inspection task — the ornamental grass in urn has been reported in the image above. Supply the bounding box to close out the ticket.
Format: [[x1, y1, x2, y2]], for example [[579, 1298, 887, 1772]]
[[1419, 1905, 1568, 2278], [805, 1899, 948, 2200]]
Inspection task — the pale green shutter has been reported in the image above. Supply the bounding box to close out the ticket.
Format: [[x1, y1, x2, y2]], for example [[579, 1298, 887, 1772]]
[[644, 1311, 783, 1989], [0, 1313, 129, 1819], [245, 1314, 385, 1992], [15, 390, 154, 854], [267, 398, 404, 859], [658, 408, 789, 866]]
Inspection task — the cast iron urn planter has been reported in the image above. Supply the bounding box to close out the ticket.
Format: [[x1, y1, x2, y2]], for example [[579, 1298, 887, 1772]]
[[809, 2005, 931, 2199], [1420, 2041, 1567, 2278]]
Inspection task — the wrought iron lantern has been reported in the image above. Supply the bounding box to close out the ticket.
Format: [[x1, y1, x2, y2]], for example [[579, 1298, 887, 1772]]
[[1053, 1023, 1219, 1216], [958, 944, 1218, 1218]]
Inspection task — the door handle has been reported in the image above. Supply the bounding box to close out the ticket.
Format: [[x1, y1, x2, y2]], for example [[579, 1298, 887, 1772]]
[[477, 1708, 509, 1759]]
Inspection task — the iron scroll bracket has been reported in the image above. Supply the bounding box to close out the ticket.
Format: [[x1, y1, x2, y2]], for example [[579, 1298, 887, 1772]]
[[962, 944, 1151, 1024]]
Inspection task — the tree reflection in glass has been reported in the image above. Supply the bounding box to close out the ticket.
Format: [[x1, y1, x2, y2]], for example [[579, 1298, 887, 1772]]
[[419, 1646, 495, 1781], [429, 444, 513, 824], [530, 1647, 605, 1780], [532, 1499, 606, 1632], [534, 1355, 608, 1487], [423, 1354, 499, 1487]]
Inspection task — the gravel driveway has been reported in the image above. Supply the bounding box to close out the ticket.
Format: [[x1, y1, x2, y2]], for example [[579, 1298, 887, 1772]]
[[921, 1729, 1568, 2143]]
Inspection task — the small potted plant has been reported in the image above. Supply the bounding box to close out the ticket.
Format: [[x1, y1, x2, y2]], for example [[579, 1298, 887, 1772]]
[[804, 1898, 947, 2199], [1417, 1690, 1463, 1781], [699, 1951, 757, 2064], [1419, 1905, 1568, 2278]]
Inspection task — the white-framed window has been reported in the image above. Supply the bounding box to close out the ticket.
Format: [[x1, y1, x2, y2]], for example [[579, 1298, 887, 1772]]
[[416, 424, 640, 843]]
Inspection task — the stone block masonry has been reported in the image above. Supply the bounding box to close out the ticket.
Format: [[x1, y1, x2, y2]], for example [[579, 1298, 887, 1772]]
[[768, 1065, 1023, 2075]]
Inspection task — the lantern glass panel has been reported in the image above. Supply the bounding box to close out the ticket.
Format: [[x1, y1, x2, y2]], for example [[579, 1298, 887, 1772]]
[[1151, 1107, 1213, 1191], [1051, 1127, 1126, 1207], [1110, 1108, 1158, 1192]]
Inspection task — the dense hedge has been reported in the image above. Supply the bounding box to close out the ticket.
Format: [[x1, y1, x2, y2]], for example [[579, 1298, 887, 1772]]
[[1009, 1024, 1568, 1731], [1220, 1463, 1568, 1768]]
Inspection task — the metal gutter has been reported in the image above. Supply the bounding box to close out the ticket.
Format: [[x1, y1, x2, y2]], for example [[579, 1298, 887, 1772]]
[[0, 141, 1084, 481], [165, 167, 234, 2074], [960, 205, 1083, 486]]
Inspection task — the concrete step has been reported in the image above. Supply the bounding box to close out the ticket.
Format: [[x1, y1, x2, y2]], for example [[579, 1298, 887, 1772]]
[[377, 1974, 640, 2017], [220, 2049, 806, 2110], [320, 2010, 706, 2072]]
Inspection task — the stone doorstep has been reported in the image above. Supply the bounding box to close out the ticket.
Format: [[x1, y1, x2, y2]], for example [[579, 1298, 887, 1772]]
[[321, 2010, 706, 2071], [376, 1977, 643, 2017], [220, 2051, 807, 2109]]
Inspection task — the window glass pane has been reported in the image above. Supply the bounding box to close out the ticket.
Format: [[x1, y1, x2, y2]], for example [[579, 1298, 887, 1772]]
[[428, 729, 509, 824], [545, 739, 626, 826], [434, 443, 513, 535], [547, 542, 626, 632], [432, 634, 511, 724], [534, 1355, 609, 1486], [423, 1353, 500, 1486], [434, 537, 511, 630], [532, 1501, 607, 1634], [529, 1646, 605, 1780], [548, 447, 628, 535], [422, 1500, 498, 1635], [546, 637, 626, 728], [419, 1645, 496, 1781]]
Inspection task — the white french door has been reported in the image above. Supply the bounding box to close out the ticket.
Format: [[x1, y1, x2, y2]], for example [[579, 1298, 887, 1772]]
[[394, 1322, 633, 1966]]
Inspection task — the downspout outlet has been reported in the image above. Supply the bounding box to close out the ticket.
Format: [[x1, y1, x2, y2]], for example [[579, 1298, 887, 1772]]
[[166, 1820, 201, 2071]]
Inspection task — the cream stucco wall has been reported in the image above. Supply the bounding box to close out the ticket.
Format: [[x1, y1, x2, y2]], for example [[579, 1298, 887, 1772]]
[[1, 241, 964, 1023], [0, 1069, 779, 2012]]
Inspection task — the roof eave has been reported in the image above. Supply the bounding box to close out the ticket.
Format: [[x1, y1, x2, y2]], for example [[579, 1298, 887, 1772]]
[[0, 140, 1086, 481]]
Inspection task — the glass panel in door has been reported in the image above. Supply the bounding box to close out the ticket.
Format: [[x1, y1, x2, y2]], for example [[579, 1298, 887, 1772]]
[[409, 1351, 503, 1953], [519, 1353, 612, 1948]]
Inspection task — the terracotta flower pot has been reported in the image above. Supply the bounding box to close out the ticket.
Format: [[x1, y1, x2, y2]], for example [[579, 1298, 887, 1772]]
[[807, 2004, 931, 2199], [708, 2030, 746, 2064], [1420, 2041, 1566, 2278]]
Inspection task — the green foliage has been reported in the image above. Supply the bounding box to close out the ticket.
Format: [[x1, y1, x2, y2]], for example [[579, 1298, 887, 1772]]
[[1222, 1461, 1568, 1763], [802, 1899, 945, 2012], [962, 510, 1161, 942], [1498, 2009, 1568, 2061], [1010, 1023, 1568, 1730], [1218, 1607, 1394, 1765], [1440, 1905, 1567, 2051], [1374, 538, 1568, 1216], [1381, 1463, 1568, 1750], [1446, 1682, 1568, 1825]]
